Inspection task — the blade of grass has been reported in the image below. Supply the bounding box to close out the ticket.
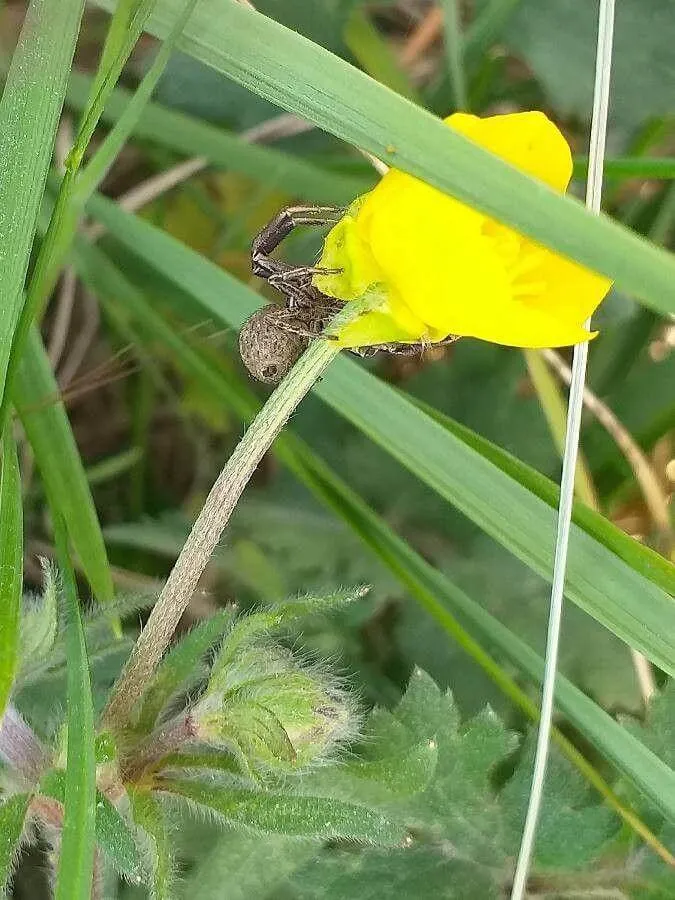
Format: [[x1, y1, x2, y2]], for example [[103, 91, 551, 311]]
[[14, 327, 114, 605], [574, 156, 675, 180], [440, 0, 467, 111], [94, 0, 675, 316], [0, 0, 85, 410], [0, 430, 22, 719], [411, 396, 674, 597], [77, 0, 200, 199], [0, 1, 194, 434], [77, 241, 675, 844], [53, 515, 96, 900], [65, 72, 373, 205], [85, 195, 675, 670]]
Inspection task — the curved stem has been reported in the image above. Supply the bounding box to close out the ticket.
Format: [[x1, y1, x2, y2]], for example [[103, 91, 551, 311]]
[[102, 300, 369, 732]]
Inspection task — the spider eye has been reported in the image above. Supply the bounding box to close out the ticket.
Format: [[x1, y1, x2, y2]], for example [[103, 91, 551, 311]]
[[262, 365, 278, 380]]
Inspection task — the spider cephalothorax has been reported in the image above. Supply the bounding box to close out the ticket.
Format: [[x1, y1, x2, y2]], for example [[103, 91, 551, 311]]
[[241, 205, 457, 383]]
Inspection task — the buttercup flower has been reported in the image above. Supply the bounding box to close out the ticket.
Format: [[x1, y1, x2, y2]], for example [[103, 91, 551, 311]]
[[313, 111, 612, 349]]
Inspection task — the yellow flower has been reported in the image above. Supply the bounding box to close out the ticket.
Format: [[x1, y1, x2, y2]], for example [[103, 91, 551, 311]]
[[313, 111, 612, 349]]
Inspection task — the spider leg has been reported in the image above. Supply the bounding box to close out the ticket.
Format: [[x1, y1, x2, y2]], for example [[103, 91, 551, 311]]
[[251, 205, 344, 281]]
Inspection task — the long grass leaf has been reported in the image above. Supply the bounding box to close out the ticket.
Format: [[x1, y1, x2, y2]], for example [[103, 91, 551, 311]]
[[0, 0, 85, 409], [0, 431, 22, 719], [15, 328, 114, 604], [65, 72, 373, 205], [53, 516, 96, 900], [94, 0, 675, 316]]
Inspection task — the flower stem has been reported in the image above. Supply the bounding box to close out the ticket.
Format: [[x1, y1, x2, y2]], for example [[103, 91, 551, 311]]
[[102, 299, 369, 733]]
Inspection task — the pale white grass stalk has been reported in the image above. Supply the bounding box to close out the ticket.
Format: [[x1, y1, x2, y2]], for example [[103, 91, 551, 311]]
[[510, 2, 615, 896]]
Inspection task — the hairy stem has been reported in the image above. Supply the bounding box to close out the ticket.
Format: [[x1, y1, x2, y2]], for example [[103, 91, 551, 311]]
[[0, 704, 49, 784], [103, 300, 371, 732]]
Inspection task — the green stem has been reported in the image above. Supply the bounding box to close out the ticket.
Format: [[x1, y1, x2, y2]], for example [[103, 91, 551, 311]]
[[440, 0, 468, 112], [102, 299, 370, 732]]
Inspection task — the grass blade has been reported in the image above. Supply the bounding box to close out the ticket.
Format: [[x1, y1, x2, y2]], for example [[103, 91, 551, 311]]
[[65, 72, 373, 205], [53, 516, 96, 900], [78, 0, 200, 200], [94, 0, 675, 316], [0, 0, 85, 409], [15, 328, 114, 605], [0, 431, 22, 719], [0, 793, 29, 897]]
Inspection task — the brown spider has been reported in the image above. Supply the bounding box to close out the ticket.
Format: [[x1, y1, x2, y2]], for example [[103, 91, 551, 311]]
[[240, 205, 457, 383]]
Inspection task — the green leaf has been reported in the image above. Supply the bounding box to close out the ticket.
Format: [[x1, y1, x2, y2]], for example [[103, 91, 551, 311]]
[[77, 0, 201, 199], [0, 0, 85, 407], [128, 788, 174, 899], [0, 793, 29, 898], [410, 395, 675, 598], [94, 0, 675, 317], [52, 517, 96, 900], [134, 609, 234, 733], [177, 831, 317, 900], [14, 328, 114, 605], [313, 358, 675, 675], [0, 431, 22, 718], [40, 771, 143, 882], [40, 769, 142, 881], [84, 195, 675, 675], [92, 790, 144, 882], [19, 561, 58, 670], [160, 778, 405, 844], [65, 72, 372, 206]]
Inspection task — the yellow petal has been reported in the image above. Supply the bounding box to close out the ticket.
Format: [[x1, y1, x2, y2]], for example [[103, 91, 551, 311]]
[[446, 111, 573, 192], [519, 244, 612, 324]]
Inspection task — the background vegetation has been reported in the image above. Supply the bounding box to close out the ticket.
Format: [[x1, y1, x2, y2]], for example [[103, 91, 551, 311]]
[[0, 0, 674, 897]]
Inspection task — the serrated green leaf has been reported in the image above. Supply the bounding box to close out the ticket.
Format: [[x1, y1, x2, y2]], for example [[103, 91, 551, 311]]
[[135, 609, 234, 733], [52, 517, 96, 900], [502, 738, 618, 870], [0, 0, 85, 410], [94, 0, 675, 317], [15, 328, 114, 605], [0, 431, 22, 719], [160, 777, 405, 844], [0, 793, 29, 898], [129, 789, 173, 899]]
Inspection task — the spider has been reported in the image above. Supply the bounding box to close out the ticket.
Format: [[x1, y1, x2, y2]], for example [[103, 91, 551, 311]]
[[240, 204, 458, 383]]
